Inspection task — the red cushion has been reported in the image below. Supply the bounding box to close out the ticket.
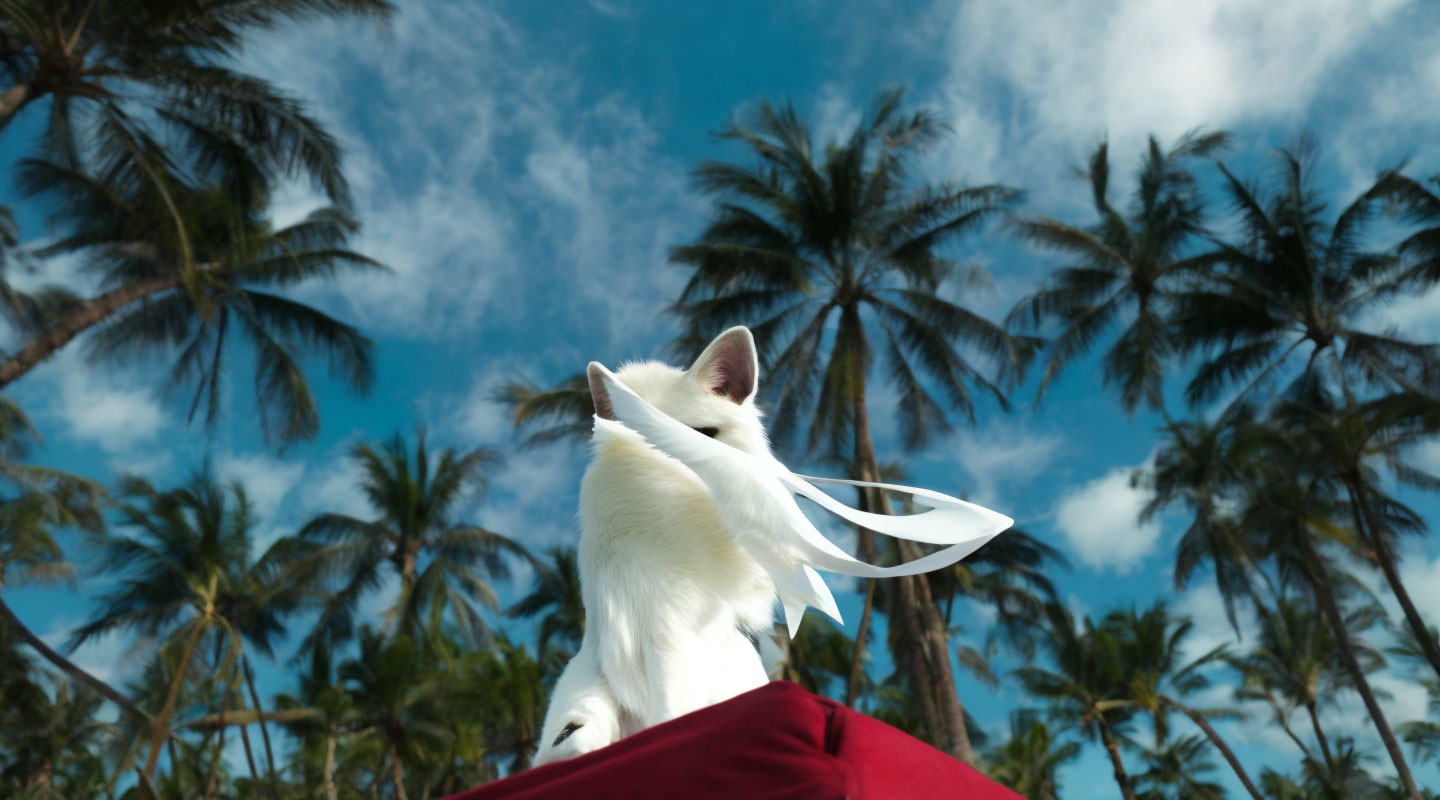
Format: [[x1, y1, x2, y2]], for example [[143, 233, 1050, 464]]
[[444, 681, 1020, 800]]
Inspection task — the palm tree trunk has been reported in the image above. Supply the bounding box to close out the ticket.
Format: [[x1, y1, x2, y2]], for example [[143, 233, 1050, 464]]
[[1304, 701, 1334, 769], [0, 83, 33, 133], [0, 594, 152, 723], [1351, 483, 1440, 682], [1297, 533, 1421, 800], [324, 732, 338, 800], [1171, 701, 1263, 800], [1096, 719, 1136, 800], [143, 619, 207, 779], [849, 362, 973, 763], [238, 716, 261, 798], [203, 700, 229, 800], [388, 742, 410, 800], [243, 658, 282, 799], [0, 273, 181, 389]]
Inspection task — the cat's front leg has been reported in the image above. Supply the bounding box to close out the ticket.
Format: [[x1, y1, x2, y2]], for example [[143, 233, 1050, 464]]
[[535, 645, 622, 767]]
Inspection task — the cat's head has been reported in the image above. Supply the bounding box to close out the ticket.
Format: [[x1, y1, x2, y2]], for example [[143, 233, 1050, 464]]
[[587, 326, 770, 457]]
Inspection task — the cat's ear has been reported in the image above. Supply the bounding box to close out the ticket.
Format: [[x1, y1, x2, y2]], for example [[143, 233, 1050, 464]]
[[586, 362, 615, 420], [688, 326, 758, 404]]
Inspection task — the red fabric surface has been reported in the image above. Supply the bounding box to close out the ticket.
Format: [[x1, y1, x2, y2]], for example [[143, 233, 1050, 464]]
[[444, 681, 1020, 800]]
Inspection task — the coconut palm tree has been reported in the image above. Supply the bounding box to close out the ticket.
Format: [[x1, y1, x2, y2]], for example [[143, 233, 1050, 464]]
[[1015, 602, 1138, 800], [0, 400, 154, 729], [2, 141, 384, 445], [1008, 130, 1227, 414], [339, 628, 446, 800], [669, 86, 1031, 763], [1269, 386, 1440, 681], [1226, 419, 1424, 799], [506, 546, 584, 659], [982, 711, 1080, 800], [290, 430, 531, 652], [775, 614, 853, 697], [1227, 599, 1362, 768], [1172, 143, 1439, 412], [494, 375, 595, 450], [0, 0, 389, 195], [1391, 625, 1440, 765], [69, 467, 307, 783], [1103, 603, 1263, 800], [1133, 734, 1227, 800]]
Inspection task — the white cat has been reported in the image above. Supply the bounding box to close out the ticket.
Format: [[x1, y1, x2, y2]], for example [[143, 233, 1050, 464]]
[[533, 327, 778, 766]]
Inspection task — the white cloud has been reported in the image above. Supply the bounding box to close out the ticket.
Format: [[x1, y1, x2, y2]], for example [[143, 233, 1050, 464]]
[[218, 453, 305, 522], [954, 421, 1065, 507], [35, 349, 167, 454], [1053, 463, 1160, 572], [240, 0, 698, 348]]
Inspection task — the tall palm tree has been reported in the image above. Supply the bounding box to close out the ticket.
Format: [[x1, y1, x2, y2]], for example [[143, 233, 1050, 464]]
[[1270, 387, 1440, 681], [1172, 144, 1439, 412], [1103, 603, 1263, 800], [69, 468, 306, 783], [1008, 130, 1227, 414], [0, 0, 389, 193], [2, 141, 384, 445], [1015, 602, 1138, 800], [1133, 734, 1227, 800], [339, 628, 444, 800], [1227, 599, 1361, 768], [669, 86, 1031, 763], [982, 710, 1081, 800], [291, 430, 530, 652], [506, 546, 584, 659], [494, 375, 595, 450], [1227, 418, 1423, 799], [0, 399, 151, 726], [776, 614, 854, 697]]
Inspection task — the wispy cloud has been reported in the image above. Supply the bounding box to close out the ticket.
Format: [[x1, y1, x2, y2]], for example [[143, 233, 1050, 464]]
[[1053, 460, 1160, 573]]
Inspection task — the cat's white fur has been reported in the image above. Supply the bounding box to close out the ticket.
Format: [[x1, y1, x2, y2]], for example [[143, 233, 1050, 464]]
[[533, 328, 778, 766]]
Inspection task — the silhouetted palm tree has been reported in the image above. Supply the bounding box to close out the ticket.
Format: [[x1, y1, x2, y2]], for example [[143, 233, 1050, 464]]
[[3, 146, 384, 445], [670, 86, 1031, 763], [291, 431, 530, 651], [69, 468, 304, 783], [0, 0, 390, 199], [1009, 130, 1227, 414], [1015, 602, 1137, 800], [1173, 143, 1438, 412], [983, 710, 1080, 800], [506, 546, 584, 658], [1104, 603, 1262, 800], [1133, 734, 1226, 800]]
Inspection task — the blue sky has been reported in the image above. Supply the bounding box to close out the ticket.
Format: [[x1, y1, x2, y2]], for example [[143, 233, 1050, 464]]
[[6, 0, 1440, 796]]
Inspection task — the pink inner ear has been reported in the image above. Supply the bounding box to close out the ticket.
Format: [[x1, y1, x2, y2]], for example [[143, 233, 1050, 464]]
[[699, 334, 756, 404], [587, 366, 615, 420]]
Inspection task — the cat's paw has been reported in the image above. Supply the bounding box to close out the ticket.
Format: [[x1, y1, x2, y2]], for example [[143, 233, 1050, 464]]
[[535, 718, 616, 766]]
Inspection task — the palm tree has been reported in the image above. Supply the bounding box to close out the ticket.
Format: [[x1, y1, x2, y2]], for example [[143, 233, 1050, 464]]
[[0, 0, 389, 193], [1133, 734, 1227, 800], [1015, 602, 1137, 800], [291, 430, 530, 652], [1227, 419, 1424, 799], [1172, 143, 1439, 412], [339, 628, 446, 800], [925, 526, 1064, 660], [1228, 599, 1355, 767], [1008, 130, 1227, 414], [1104, 603, 1263, 800], [1270, 387, 1440, 681], [494, 375, 595, 450], [669, 86, 1031, 763], [506, 546, 584, 659], [2, 142, 384, 445], [1391, 625, 1440, 765], [0, 399, 151, 726], [69, 467, 306, 783], [270, 647, 357, 800], [982, 711, 1081, 800], [776, 614, 854, 697]]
